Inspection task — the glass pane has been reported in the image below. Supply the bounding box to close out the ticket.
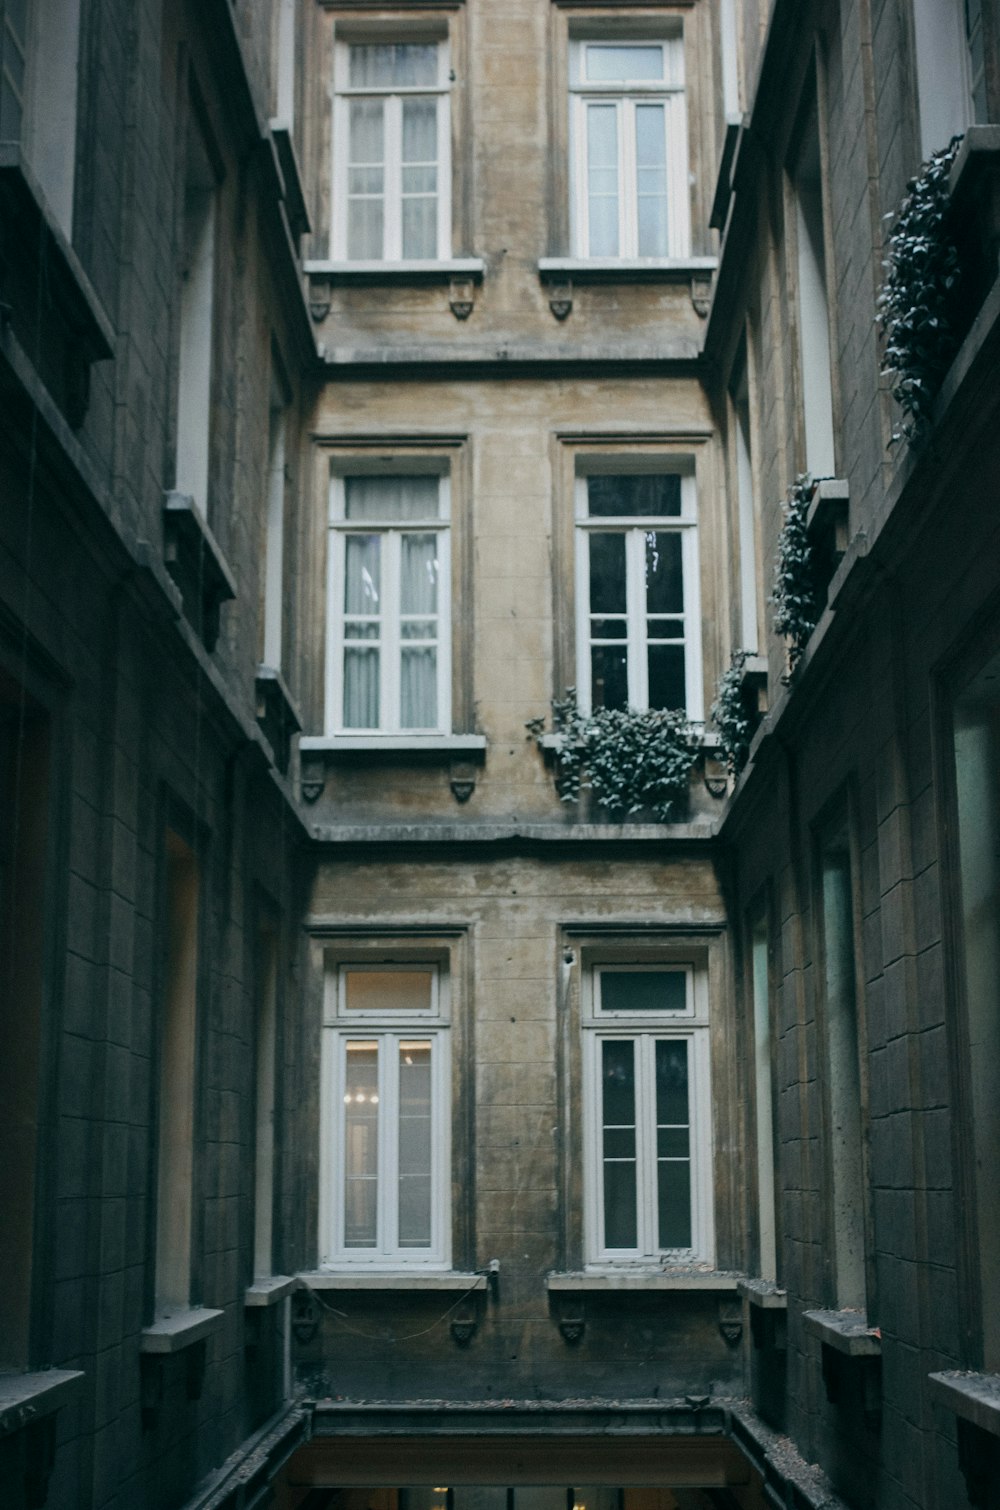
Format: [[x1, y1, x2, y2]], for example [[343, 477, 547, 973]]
[[343, 647, 380, 728], [344, 476, 440, 522], [401, 620, 435, 640], [635, 103, 668, 253], [638, 194, 668, 257], [401, 534, 440, 615], [656, 1039, 691, 1249], [591, 645, 628, 711], [602, 1040, 637, 1248], [344, 969, 434, 1014], [349, 99, 384, 163], [344, 533, 381, 616], [590, 617, 627, 641], [348, 198, 383, 260], [645, 532, 684, 612], [587, 475, 682, 517], [600, 970, 687, 1014], [402, 196, 437, 259], [585, 44, 664, 82], [401, 647, 438, 729], [349, 43, 437, 88], [344, 1041, 379, 1247], [647, 644, 686, 711], [349, 166, 384, 196], [586, 105, 619, 256], [402, 165, 437, 194], [344, 622, 379, 640], [398, 1040, 433, 1247], [403, 97, 437, 162], [588, 532, 626, 614]]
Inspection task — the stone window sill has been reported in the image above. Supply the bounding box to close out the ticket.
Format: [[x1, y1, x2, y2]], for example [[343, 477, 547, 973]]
[[300, 734, 486, 758], [538, 257, 717, 283], [739, 1277, 787, 1310], [547, 1269, 742, 1292], [139, 1306, 225, 1354], [162, 493, 237, 651], [269, 122, 310, 240], [244, 1275, 297, 1308], [802, 1308, 881, 1358], [0, 1370, 85, 1436], [300, 1270, 487, 1292], [255, 665, 302, 775], [305, 258, 485, 285], [928, 1371, 1000, 1439]]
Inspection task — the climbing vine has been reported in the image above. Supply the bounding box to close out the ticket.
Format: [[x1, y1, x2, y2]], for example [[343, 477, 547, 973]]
[[770, 474, 821, 679]]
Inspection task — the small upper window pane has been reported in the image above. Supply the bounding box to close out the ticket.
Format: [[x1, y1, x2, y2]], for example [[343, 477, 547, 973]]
[[587, 475, 682, 518], [349, 44, 438, 89], [585, 44, 665, 83], [599, 969, 688, 1013], [344, 968, 435, 1014], [344, 476, 441, 521]]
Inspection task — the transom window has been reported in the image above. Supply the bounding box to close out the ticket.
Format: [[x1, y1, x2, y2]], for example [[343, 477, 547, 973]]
[[574, 470, 702, 719], [322, 964, 450, 1268], [569, 36, 689, 258], [333, 39, 451, 261], [326, 473, 451, 735], [583, 963, 713, 1266]]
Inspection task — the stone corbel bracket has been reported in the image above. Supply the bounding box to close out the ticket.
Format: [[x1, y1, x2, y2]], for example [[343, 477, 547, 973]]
[[557, 1303, 585, 1344], [449, 276, 476, 320], [690, 273, 713, 318], [547, 279, 573, 320], [309, 273, 332, 322], [717, 1296, 743, 1348], [300, 751, 326, 804]]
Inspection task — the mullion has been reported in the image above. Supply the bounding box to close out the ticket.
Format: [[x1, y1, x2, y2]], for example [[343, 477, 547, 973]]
[[636, 1036, 658, 1257], [382, 1034, 398, 1256], [382, 531, 402, 730], [626, 529, 647, 707], [385, 94, 403, 259]]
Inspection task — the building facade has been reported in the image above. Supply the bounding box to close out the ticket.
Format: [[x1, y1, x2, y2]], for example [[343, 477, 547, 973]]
[[1, 2, 999, 1509]]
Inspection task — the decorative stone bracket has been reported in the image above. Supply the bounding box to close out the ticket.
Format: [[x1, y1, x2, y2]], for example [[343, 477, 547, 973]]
[[547, 279, 573, 320], [557, 1303, 586, 1345], [717, 1296, 743, 1348], [449, 276, 476, 320], [690, 273, 713, 318]]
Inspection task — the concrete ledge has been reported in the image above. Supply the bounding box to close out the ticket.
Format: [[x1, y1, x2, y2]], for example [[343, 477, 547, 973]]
[[548, 1269, 742, 1292], [308, 820, 718, 844], [539, 256, 717, 282], [802, 1309, 881, 1357], [140, 1307, 225, 1354], [301, 1271, 487, 1292], [300, 734, 486, 756], [244, 1276, 298, 1308], [0, 1370, 85, 1437], [738, 1278, 787, 1309], [305, 258, 485, 283], [928, 1370, 1000, 1439]]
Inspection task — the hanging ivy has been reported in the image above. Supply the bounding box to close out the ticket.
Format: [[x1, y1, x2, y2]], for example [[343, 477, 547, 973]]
[[711, 650, 752, 776], [527, 688, 699, 823], [770, 474, 821, 679], [878, 136, 964, 442]]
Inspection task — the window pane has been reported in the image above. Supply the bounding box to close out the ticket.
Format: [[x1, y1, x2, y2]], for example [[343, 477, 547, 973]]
[[344, 476, 440, 521], [348, 198, 383, 260], [647, 644, 686, 712], [349, 98, 384, 163], [344, 1041, 379, 1247], [398, 1041, 433, 1248], [655, 1039, 691, 1248], [585, 44, 664, 82], [347, 99, 384, 258], [344, 534, 381, 614], [602, 1040, 637, 1248], [401, 534, 440, 616], [402, 198, 437, 259], [344, 969, 434, 1014], [588, 532, 626, 614], [402, 99, 438, 258], [401, 647, 438, 728], [635, 104, 668, 256], [349, 43, 437, 88], [403, 97, 437, 163], [587, 475, 682, 518], [645, 531, 683, 612], [586, 104, 619, 256], [600, 970, 687, 1014], [343, 648, 380, 728], [591, 645, 629, 711]]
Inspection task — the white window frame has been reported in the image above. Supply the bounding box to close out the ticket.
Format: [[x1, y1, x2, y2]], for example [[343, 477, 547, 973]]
[[569, 36, 690, 259], [582, 962, 714, 1268], [332, 37, 452, 262], [325, 471, 452, 736], [320, 962, 451, 1270], [574, 469, 703, 720]]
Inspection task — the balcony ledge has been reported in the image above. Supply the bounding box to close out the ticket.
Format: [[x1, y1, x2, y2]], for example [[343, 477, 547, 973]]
[[139, 1306, 225, 1354], [300, 1270, 487, 1292], [547, 1269, 742, 1292], [738, 1277, 787, 1310], [244, 1275, 298, 1308], [0, 1370, 85, 1437], [802, 1308, 881, 1358], [928, 1370, 1000, 1439]]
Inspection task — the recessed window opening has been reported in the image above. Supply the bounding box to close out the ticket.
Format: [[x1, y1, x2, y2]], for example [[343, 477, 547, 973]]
[[175, 115, 217, 518], [15, 0, 82, 238], [913, 0, 986, 158], [731, 351, 759, 654], [253, 917, 278, 1279], [262, 365, 288, 672], [751, 910, 777, 1282], [792, 101, 835, 480]]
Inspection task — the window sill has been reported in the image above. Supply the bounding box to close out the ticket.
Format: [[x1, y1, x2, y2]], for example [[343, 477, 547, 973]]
[[162, 493, 237, 652], [0, 1370, 85, 1437], [139, 1306, 225, 1354], [305, 258, 485, 285], [300, 733, 486, 758], [738, 1277, 787, 1310], [928, 1371, 1000, 1440], [538, 256, 717, 284], [802, 1308, 881, 1358], [244, 1275, 298, 1308], [255, 665, 302, 776], [300, 1270, 487, 1292], [269, 121, 311, 240], [547, 1269, 741, 1292]]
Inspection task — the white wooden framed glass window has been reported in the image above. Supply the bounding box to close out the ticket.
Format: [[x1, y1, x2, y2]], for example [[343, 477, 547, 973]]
[[583, 964, 713, 1266], [574, 470, 703, 719], [332, 39, 451, 261], [569, 37, 690, 259], [326, 472, 451, 735], [321, 964, 450, 1269]]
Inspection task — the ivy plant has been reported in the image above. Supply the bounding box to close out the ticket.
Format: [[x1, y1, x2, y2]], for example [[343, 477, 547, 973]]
[[878, 136, 963, 442], [770, 474, 821, 679], [711, 650, 752, 776], [527, 688, 699, 823]]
